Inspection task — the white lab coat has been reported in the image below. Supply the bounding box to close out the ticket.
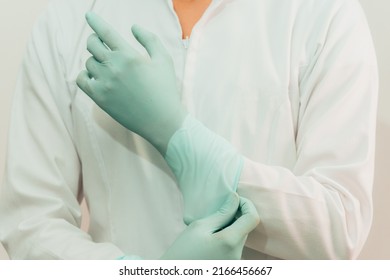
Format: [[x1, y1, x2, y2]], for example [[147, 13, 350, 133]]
[[0, 0, 378, 259]]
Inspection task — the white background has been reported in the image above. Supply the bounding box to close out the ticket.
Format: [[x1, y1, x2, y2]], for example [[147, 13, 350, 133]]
[[0, 0, 389, 259]]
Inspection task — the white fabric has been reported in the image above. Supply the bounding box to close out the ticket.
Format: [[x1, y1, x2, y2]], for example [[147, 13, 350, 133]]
[[0, 0, 378, 259]]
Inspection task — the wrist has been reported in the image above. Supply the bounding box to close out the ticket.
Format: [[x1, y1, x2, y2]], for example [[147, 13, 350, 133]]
[[151, 108, 188, 155], [164, 114, 244, 223]]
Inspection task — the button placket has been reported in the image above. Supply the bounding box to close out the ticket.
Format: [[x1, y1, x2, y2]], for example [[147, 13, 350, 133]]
[[179, 0, 227, 112], [166, 0, 228, 112]]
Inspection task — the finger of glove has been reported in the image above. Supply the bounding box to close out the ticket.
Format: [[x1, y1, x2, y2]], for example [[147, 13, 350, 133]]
[[86, 12, 127, 51], [131, 24, 169, 60], [197, 193, 240, 233], [222, 197, 259, 238], [86, 56, 104, 79], [76, 70, 99, 100], [87, 33, 110, 62]]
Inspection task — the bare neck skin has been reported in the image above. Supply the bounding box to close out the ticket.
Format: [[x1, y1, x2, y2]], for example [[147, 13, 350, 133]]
[[173, 0, 213, 39]]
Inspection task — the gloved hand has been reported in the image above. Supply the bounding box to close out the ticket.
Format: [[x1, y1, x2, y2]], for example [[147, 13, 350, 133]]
[[161, 193, 260, 260], [77, 13, 246, 225], [77, 12, 187, 155]]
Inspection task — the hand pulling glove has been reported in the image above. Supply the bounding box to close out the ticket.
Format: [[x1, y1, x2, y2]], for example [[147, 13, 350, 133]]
[[161, 193, 260, 260]]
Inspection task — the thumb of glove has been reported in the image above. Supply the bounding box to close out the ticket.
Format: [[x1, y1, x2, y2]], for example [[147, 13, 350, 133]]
[[199, 192, 240, 233]]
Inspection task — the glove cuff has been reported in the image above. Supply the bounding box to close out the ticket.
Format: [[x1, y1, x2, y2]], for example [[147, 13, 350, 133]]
[[165, 114, 244, 223]]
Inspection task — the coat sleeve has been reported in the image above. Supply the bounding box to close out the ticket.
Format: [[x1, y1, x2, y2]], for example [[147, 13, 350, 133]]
[[239, 0, 378, 259], [0, 2, 132, 259]]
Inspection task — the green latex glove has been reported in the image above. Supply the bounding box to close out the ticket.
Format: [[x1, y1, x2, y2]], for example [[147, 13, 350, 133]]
[[161, 193, 260, 260], [165, 115, 244, 224], [77, 12, 187, 154]]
